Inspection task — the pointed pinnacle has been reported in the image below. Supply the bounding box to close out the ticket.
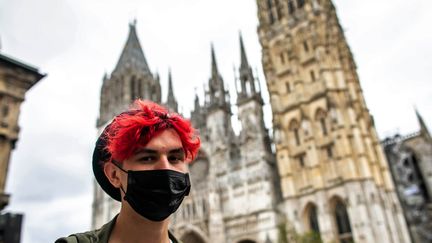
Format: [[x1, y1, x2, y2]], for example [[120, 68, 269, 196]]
[[115, 21, 151, 73], [168, 68, 174, 96], [211, 43, 218, 75], [239, 31, 249, 69], [415, 107, 429, 133]]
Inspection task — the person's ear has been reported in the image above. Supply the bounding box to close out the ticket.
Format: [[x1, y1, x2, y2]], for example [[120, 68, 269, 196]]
[[104, 162, 122, 188]]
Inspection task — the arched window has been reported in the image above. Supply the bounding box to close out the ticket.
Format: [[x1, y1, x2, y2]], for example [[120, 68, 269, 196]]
[[297, 0, 305, 8], [137, 79, 142, 98], [2, 105, 9, 117], [287, 0, 295, 14], [334, 201, 353, 243], [310, 70, 316, 82], [267, 0, 275, 24], [130, 76, 136, 100], [238, 240, 257, 243], [285, 82, 291, 93], [315, 109, 328, 136], [289, 119, 301, 145], [409, 153, 430, 201], [181, 231, 206, 243], [303, 41, 310, 52], [294, 128, 300, 145], [309, 205, 320, 233], [275, 0, 283, 20]]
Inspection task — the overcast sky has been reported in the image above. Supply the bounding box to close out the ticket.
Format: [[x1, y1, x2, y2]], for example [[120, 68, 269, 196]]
[[1, 0, 431, 242]]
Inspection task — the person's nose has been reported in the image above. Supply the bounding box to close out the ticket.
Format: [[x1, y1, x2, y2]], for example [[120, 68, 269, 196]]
[[154, 154, 171, 170]]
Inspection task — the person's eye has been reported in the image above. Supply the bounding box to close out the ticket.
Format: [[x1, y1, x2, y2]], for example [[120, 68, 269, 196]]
[[139, 156, 156, 162], [169, 155, 184, 163]]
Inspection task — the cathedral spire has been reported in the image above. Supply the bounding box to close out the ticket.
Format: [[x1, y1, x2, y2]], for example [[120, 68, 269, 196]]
[[114, 21, 150, 73], [167, 69, 174, 97], [415, 108, 431, 140], [239, 32, 249, 70], [206, 44, 230, 112], [166, 69, 178, 112], [211, 43, 220, 78], [237, 33, 260, 104], [194, 90, 200, 111]]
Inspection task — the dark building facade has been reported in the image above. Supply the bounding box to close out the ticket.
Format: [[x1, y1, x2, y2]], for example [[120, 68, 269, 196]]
[[0, 53, 45, 210], [382, 110, 432, 243], [0, 51, 44, 243]]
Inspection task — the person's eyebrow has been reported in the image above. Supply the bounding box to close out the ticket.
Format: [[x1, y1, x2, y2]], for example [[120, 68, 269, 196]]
[[169, 148, 185, 154], [135, 148, 184, 154], [135, 148, 158, 154]]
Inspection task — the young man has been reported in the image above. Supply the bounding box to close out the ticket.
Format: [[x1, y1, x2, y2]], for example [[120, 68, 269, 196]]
[[56, 100, 200, 243]]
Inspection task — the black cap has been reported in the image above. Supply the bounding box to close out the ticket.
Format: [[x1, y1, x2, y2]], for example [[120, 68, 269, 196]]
[[92, 127, 122, 201]]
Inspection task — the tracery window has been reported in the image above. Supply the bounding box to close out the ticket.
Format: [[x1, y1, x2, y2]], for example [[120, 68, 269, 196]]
[[280, 52, 285, 64], [297, 0, 305, 8], [275, 0, 283, 20], [289, 119, 301, 145], [334, 201, 353, 243], [324, 144, 334, 160], [303, 41, 310, 52], [137, 79, 142, 98], [130, 76, 136, 100], [310, 70, 316, 82], [287, 0, 295, 14], [309, 204, 320, 233], [409, 153, 430, 201], [315, 109, 328, 136], [297, 153, 306, 167], [267, 0, 275, 24], [2, 105, 9, 117], [285, 82, 291, 93]]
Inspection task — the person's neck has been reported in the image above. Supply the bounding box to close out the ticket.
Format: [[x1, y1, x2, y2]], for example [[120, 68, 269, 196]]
[[109, 207, 170, 243]]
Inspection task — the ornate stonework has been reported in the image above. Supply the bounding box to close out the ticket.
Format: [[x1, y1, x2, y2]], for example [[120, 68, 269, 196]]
[[256, 0, 410, 242], [171, 40, 282, 243], [0, 52, 44, 210], [382, 110, 432, 243], [93, 2, 418, 242]]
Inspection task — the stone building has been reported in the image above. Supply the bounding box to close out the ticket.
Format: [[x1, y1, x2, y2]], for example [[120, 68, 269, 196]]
[[92, 1, 418, 242], [256, 0, 410, 242], [170, 39, 283, 243], [382, 110, 432, 243], [92, 21, 284, 241], [0, 52, 45, 211], [92, 21, 171, 229], [0, 52, 44, 243]]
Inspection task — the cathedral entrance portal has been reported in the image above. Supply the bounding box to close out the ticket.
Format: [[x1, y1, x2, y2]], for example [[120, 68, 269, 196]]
[[238, 240, 257, 243], [180, 231, 206, 243]]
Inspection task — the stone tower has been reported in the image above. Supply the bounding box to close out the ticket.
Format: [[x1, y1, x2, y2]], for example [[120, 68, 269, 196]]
[[92, 21, 162, 229], [256, 0, 411, 242], [96, 21, 161, 128], [0, 53, 45, 210], [171, 43, 283, 243]]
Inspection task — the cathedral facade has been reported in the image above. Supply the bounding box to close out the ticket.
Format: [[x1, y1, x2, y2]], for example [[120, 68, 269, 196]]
[[92, 1, 417, 242], [382, 111, 432, 243], [171, 40, 283, 243], [256, 0, 410, 242]]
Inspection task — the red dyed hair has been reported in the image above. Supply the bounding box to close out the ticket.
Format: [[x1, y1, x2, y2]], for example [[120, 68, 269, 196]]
[[104, 100, 200, 164]]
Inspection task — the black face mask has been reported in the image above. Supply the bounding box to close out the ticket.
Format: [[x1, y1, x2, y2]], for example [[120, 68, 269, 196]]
[[113, 163, 191, 222]]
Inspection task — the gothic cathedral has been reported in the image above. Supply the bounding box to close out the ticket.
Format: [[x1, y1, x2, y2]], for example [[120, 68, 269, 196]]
[[92, 1, 420, 243], [256, 0, 410, 242]]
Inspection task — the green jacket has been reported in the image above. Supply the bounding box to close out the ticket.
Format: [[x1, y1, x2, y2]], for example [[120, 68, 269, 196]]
[[55, 216, 181, 243]]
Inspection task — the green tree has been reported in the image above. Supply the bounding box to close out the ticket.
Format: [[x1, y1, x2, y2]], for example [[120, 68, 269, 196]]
[[295, 231, 322, 243]]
